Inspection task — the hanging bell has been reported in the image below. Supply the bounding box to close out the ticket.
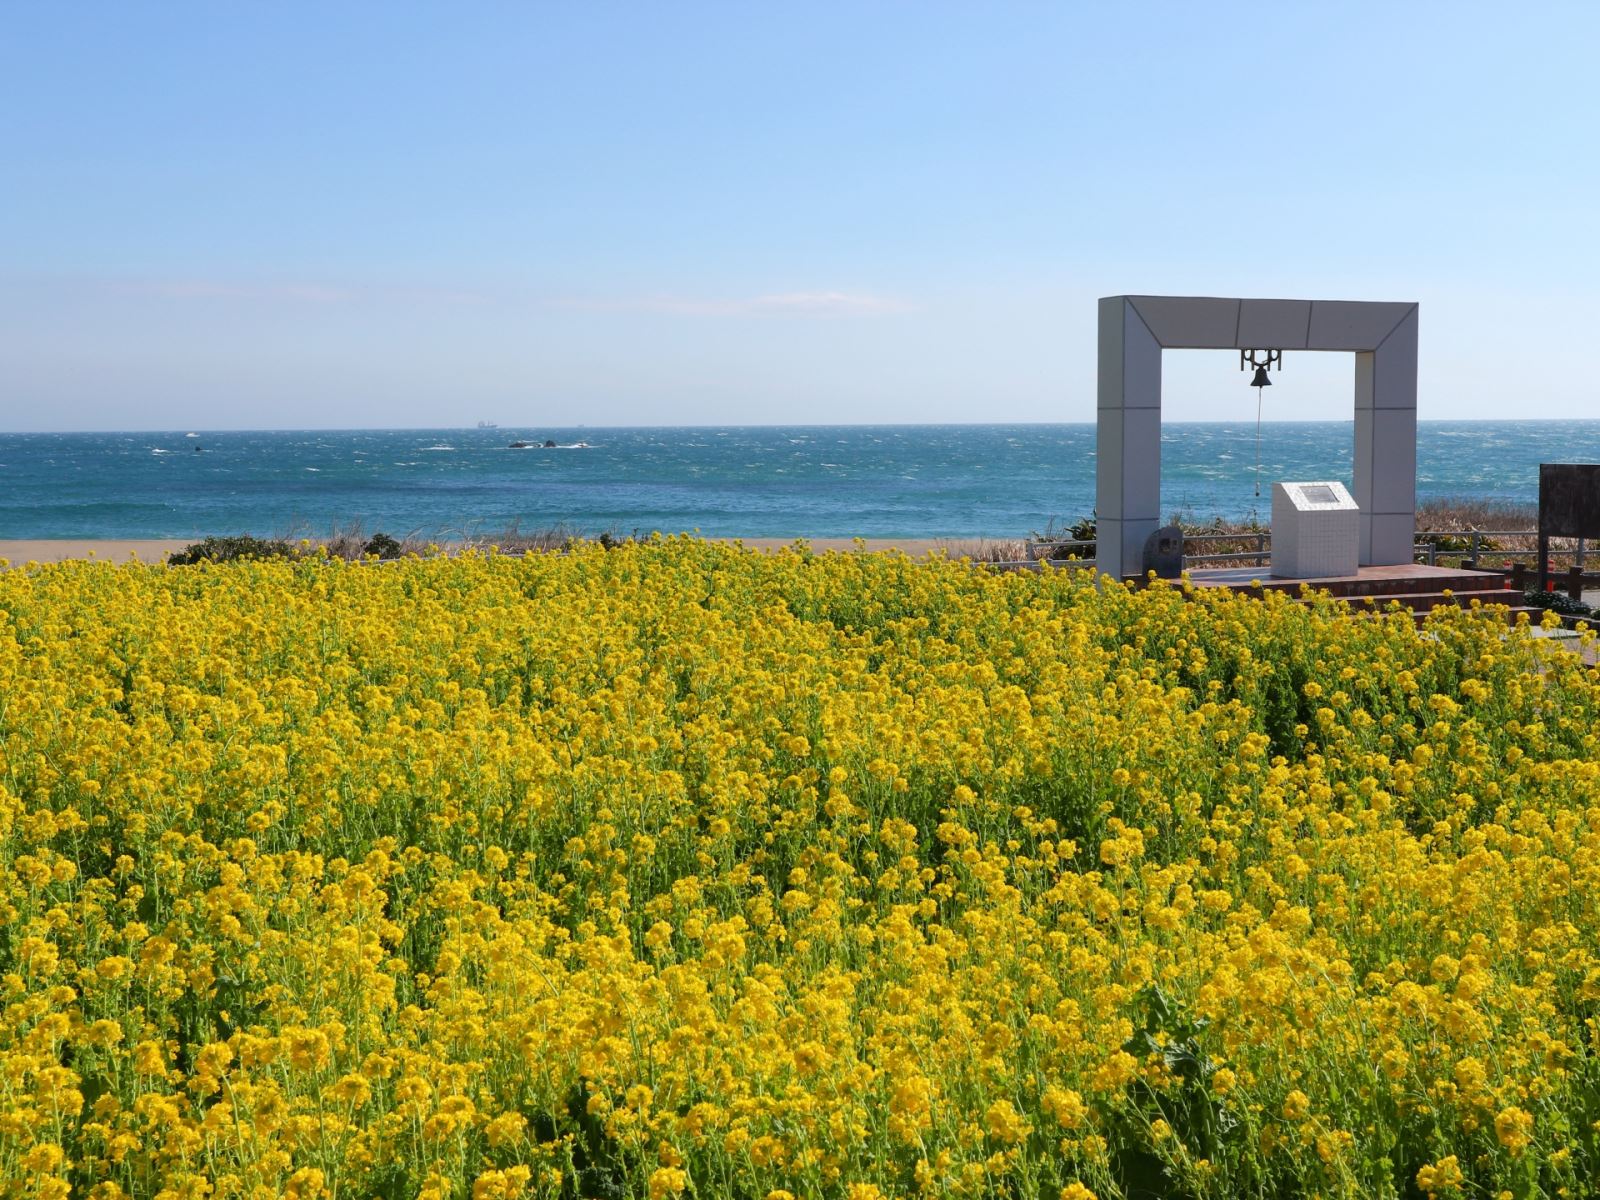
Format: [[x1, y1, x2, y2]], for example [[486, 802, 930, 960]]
[[1241, 349, 1281, 500]]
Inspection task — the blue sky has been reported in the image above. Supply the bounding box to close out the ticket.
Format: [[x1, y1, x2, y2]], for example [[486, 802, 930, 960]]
[[3, 1, 1597, 430]]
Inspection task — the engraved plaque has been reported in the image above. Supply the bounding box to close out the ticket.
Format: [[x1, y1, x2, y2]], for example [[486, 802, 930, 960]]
[[1141, 524, 1184, 579]]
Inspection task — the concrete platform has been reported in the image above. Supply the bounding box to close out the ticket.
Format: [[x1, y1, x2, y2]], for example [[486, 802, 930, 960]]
[[1175, 563, 1535, 622], [1182, 563, 1513, 597]]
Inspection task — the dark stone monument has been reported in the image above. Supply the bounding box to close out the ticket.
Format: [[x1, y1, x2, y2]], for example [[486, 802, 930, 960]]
[[1538, 464, 1600, 590], [1141, 524, 1184, 579]]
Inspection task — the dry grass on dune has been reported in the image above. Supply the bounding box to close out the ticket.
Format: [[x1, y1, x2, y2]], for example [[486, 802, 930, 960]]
[[308, 524, 1029, 562], [276, 520, 601, 560], [459, 519, 593, 555], [937, 537, 1034, 563], [1159, 500, 1538, 539], [1411, 499, 1595, 572], [1414, 497, 1536, 532], [314, 522, 435, 560]]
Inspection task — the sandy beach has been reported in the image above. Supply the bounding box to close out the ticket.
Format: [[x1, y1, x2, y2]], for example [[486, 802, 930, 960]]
[[0, 536, 1020, 567], [0, 539, 193, 565]]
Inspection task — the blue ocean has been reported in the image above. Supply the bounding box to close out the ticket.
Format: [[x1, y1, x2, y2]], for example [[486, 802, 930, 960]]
[[2, 422, 1597, 541]]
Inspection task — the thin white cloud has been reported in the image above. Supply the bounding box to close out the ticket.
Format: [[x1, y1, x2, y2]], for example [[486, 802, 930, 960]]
[[124, 280, 355, 303], [569, 290, 911, 317], [107, 279, 488, 305], [743, 291, 910, 316]]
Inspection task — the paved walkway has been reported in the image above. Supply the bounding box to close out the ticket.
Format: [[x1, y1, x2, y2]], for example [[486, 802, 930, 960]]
[[1529, 625, 1600, 666]]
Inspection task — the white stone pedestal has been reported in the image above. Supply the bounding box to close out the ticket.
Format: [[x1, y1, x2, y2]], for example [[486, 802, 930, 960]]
[[1271, 481, 1360, 578]]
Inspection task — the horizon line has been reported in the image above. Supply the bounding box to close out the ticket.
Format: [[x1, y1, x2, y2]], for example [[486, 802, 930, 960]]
[[6, 416, 1597, 436]]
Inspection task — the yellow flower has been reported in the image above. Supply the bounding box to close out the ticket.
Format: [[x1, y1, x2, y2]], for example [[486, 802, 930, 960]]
[[1, 538, 1595, 1197], [1316, 1129, 1352, 1164], [474, 1167, 533, 1200], [22, 1142, 65, 1174], [284, 1026, 331, 1073], [84, 1018, 124, 1047], [984, 1098, 1031, 1145], [648, 1167, 688, 1199], [95, 956, 134, 981], [1416, 1155, 1464, 1195], [284, 1167, 327, 1200], [485, 1111, 527, 1149], [328, 1073, 371, 1106], [888, 1074, 933, 1143], [1494, 1106, 1533, 1154], [132, 1040, 168, 1077], [1041, 1085, 1088, 1129]]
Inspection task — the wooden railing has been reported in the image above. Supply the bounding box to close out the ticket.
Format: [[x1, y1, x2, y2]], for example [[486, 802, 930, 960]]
[[1027, 531, 1271, 567], [1414, 530, 1588, 570]]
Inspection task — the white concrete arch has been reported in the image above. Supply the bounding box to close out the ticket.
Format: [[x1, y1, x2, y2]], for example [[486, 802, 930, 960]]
[[1096, 295, 1419, 578]]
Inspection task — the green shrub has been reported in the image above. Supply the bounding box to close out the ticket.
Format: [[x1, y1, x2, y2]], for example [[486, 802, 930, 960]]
[[362, 532, 403, 559], [167, 535, 298, 566], [1031, 513, 1097, 561], [1523, 589, 1594, 617], [1420, 532, 1500, 555]]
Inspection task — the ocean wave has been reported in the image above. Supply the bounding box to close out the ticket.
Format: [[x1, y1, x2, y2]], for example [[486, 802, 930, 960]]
[[6, 422, 1598, 540]]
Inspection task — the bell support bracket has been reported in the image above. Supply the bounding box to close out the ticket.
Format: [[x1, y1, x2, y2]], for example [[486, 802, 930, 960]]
[[1241, 348, 1281, 387]]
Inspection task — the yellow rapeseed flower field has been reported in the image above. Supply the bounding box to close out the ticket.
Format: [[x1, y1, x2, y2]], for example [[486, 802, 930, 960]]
[[1, 540, 1597, 1199]]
